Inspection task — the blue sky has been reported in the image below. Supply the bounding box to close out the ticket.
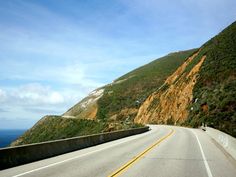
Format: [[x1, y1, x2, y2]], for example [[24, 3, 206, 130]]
[[0, 0, 236, 129]]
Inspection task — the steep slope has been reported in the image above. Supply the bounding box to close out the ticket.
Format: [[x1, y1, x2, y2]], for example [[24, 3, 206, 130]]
[[11, 116, 105, 146], [96, 49, 197, 122], [187, 21, 236, 136], [52, 48, 197, 123], [62, 49, 197, 122], [11, 49, 197, 146], [134, 51, 206, 124], [135, 21, 236, 136], [62, 88, 104, 120], [11, 21, 236, 146]]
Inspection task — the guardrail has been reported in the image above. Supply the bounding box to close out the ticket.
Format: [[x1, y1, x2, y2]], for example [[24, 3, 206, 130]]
[[202, 126, 236, 160], [0, 126, 149, 170]]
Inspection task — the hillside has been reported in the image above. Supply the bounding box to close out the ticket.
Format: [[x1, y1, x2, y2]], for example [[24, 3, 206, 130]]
[[62, 49, 197, 122], [134, 51, 205, 125], [12, 49, 196, 146], [11, 21, 236, 146], [187, 21, 236, 135], [135, 21, 236, 136], [96, 49, 197, 122]]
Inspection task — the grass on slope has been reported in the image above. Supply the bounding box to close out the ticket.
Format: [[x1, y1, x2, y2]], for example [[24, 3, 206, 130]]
[[97, 49, 198, 121], [13, 116, 143, 145], [185, 21, 236, 137]]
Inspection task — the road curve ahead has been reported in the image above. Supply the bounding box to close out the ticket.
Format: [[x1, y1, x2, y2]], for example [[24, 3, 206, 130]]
[[1, 125, 236, 177]]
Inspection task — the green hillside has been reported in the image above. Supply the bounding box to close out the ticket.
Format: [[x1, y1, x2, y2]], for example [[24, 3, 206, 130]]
[[186, 21, 236, 136], [12, 49, 196, 146], [11, 21, 236, 146], [11, 115, 143, 146], [97, 49, 198, 121]]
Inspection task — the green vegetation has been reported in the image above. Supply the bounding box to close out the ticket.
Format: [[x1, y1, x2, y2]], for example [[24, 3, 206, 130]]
[[12, 22, 236, 145], [97, 49, 198, 121], [13, 49, 198, 145], [186, 21, 236, 137], [14, 116, 105, 145], [13, 116, 143, 145]]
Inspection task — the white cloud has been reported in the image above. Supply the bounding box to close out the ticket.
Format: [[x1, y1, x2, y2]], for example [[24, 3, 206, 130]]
[[0, 81, 104, 129], [0, 83, 76, 110], [0, 89, 7, 102], [0, 82, 95, 115], [3, 83, 65, 106], [0, 83, 84, 129], [14, 83, 65, 105], [48, 92, 64, 104]]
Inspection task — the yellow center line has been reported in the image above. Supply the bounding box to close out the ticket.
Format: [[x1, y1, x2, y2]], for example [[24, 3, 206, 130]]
[[107, 128, 175, 177]]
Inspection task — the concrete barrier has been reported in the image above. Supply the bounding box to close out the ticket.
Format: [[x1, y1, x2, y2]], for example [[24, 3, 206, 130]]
[[0, 126, 149, 170], [203, 126, 236, 160]]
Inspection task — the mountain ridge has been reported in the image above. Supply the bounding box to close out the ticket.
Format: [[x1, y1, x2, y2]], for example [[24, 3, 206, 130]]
[[11, 21, 236, 146]]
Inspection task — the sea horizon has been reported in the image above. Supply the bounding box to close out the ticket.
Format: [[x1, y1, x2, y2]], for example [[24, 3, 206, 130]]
[[0, 129, 26, 148]]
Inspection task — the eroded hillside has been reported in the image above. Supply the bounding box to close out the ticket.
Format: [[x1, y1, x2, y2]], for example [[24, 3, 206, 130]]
[[134, 51, 206, 125], [62, 88, 104, 120], [187, 21, 236, 136], [135, 21, 236, 136], [96, 49, 198, 122], [12, 49, 197, 146], [11, 21, 236, 146]]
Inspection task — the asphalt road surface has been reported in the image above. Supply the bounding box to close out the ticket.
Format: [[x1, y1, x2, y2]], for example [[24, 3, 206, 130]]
[[1, 125, 236, 177]]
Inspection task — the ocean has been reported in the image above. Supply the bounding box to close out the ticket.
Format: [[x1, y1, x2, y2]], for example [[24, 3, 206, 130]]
[[0, 129, 26, 148]]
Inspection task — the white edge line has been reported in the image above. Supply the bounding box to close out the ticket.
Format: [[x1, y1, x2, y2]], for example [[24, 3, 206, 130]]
[[191, 129, 213, 177], [11, 128, 155, 177]]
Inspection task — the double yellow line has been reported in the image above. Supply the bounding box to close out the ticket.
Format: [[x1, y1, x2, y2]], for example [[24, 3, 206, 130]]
[[108, 128, 175, 177]]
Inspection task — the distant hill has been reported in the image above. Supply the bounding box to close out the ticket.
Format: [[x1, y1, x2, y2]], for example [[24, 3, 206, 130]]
[[12, 21, 236, 146]]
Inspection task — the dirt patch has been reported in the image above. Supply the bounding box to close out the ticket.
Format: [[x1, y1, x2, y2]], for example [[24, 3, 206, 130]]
[[135, 54, 206, 124]]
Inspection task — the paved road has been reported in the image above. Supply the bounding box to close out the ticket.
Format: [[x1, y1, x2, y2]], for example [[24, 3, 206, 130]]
[[1, 125, 236, 177]]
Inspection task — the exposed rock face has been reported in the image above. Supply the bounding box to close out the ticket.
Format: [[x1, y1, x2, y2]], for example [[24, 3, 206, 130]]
[[165, 51, 199, 85], [134, 53, 206, 125]]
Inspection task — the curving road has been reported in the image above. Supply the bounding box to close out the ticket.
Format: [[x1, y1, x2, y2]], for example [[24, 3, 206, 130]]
[[0, 125, 236, 177]]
